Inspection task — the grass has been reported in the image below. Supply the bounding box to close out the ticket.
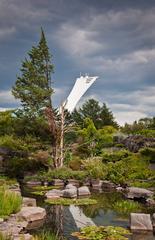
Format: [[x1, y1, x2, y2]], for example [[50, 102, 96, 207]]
[[31, 191, 45, 196], [32, 186, 61, 191], [0, 232, 11, 240], [32, 231, 60, 240], [45, 198, 97, 206], [0, 186, 22, 218], [27, 186, 61, 196], [113, 200, 141, 217]]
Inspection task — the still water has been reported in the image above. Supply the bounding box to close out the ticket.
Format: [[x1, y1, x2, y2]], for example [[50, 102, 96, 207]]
[[23, 188, 155, 240]]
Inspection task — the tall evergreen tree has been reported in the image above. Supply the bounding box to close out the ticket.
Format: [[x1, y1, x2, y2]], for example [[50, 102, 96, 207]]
[[12, 28, 54, 117]]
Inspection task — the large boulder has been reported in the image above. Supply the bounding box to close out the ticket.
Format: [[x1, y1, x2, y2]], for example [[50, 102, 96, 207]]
[[18, 207, 46, 222], [62, 188, 77, 198], [22, 197, 36, 207], [125, 187, 153, 200], [130, 213, 153, 231], [45, 189, 62, 199], [78, 186, 90, 196]]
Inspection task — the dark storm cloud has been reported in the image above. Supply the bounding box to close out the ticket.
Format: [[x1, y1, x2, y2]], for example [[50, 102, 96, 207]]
[[0, 0, 155, 124]]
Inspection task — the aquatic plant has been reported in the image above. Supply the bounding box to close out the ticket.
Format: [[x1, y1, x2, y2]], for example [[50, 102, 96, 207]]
[[72, 225, 131, 240], [113, 200, 141, 217], [45, 198, 97, 206], [0, 187, 22, 218]]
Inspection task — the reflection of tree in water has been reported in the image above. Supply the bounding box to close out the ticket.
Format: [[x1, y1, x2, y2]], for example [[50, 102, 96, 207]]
[[45, 205, 79, 240], [46, 205, 64, 239], [81, 192, 123, 218]]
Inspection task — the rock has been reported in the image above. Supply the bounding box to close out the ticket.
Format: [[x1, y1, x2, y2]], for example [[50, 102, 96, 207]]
[[78, 186, 90, 196], [45, 189, 62, 199], [116, 186, 124, 192], [0, 218, 4, 223], [13, 233, 33, 240], [91, 180, 103, 190], [62, 188, 77, 198], [66, 179, 80, 187], [26, 219, 45, 230], [52, 179, 64, 187], [146, 198, 155, 207], [9, 183, 21, 195], [65, 184, 77, 190], [18, 207, 46, 222], [22, 197, 36, 207], [101, 181, 116, 190], [152, 213, 155, 228], [130, 213, 153, 231], [26, 181, 42, 186], [0, 215, 28, 236], [125, 187, 153, 200]]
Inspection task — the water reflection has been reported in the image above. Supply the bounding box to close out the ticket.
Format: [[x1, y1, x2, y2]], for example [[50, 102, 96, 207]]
[[22, 186, 155, 240]]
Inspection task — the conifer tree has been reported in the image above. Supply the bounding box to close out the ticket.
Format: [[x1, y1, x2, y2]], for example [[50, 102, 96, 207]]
[[12, 28, 54, 117]]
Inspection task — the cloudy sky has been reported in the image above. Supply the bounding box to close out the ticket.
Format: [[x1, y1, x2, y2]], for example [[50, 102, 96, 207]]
[[0, 0, 155, 125]]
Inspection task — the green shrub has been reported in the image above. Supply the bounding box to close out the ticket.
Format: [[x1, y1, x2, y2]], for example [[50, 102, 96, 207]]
[[105, 153, 151, 184], [26, 167, 88, 182], [82, 158, 107, 179], [101, 149, 131, 163], [72, 226, 131, 240], [0, 187, 22, 218], [140, 147, 155, 163], [69, 156, 82, 170]]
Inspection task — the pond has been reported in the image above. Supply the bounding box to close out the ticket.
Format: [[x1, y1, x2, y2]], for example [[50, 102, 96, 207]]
[[22, 187, 155, 240]]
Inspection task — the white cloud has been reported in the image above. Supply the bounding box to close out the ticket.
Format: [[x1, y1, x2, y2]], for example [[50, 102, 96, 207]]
[[114, 111, 147, 126], [0, 107, 14, 112], [54, 23, 104, 57], [0, 90, 19, 104]]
